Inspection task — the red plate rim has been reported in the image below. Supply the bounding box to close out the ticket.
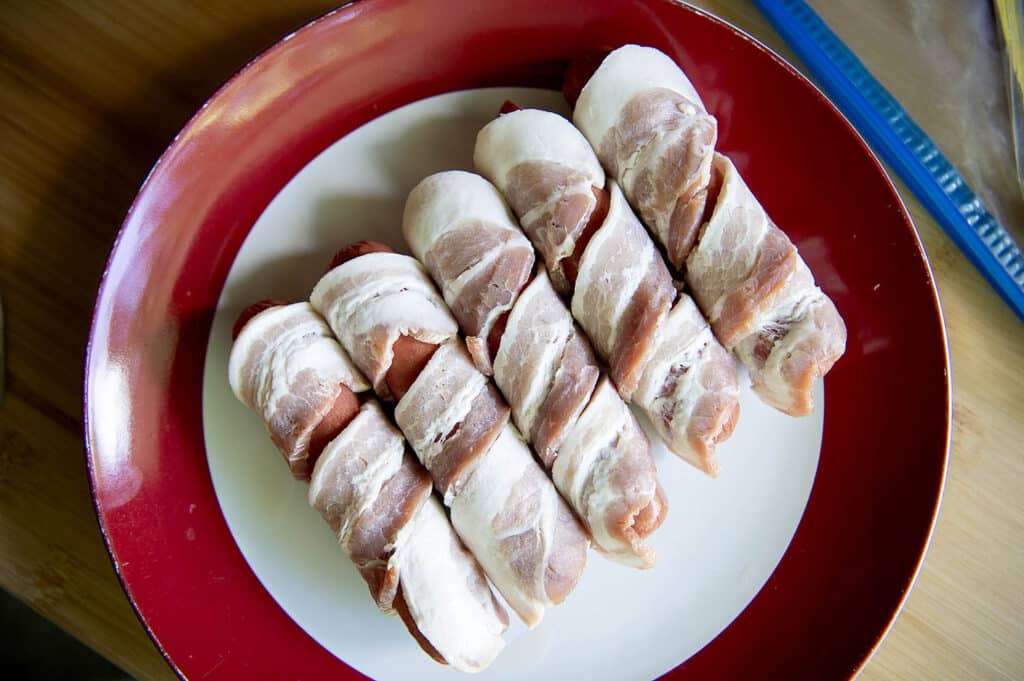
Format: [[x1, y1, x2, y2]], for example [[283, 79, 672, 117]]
[[83, 1, 951, 679]]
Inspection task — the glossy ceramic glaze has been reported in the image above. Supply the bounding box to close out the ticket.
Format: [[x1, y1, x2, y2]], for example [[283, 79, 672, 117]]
[[84, 0, 950, 679]]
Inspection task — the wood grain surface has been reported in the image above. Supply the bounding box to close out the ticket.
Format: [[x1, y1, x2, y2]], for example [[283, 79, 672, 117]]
[[0, 2, 1020, 680]]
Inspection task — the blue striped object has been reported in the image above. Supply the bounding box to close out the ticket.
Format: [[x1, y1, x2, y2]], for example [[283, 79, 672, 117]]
[[754, 0, 1024, 322]]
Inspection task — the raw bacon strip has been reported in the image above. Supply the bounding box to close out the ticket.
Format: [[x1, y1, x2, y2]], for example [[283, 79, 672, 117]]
[[573, 185, 739, 474], [312, 251, 588, 628], [404, 171, 535, 375], [310, 404, 508, 672], [475, 112, 739, 473], [450, 423, 587, 624], [405, 172, 666, 566], [631, 295, 740, 475], [310, 253, 458, 399], [571, 44, 847, 415], [228, 302, 370, 479], [394, 341, 510, 504], [229, 303, 507, 672], [390, 494, 508, 670], [573, 44, 717, 270], [495, 273, 598, 466], [552, 377, 666, 567], [474, 113, 605, 295], [571, 183, 677, 399], [687, 154, 847, 415]]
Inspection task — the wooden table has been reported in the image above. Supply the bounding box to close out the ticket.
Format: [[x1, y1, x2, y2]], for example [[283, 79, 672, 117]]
[[1, 2, 1021, 679]]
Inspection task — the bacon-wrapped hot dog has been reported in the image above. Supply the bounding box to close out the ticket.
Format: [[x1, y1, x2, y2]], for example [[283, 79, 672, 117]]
[[311, 247, 588, 628], [229, 302, 507, 672], [229, 299, 369, 480], [687, 153, 847, 414], [570, 44, 847, 416], [404, 171, 665, 567], [475, 111, 740, 475], [572, 44, 717, 272]]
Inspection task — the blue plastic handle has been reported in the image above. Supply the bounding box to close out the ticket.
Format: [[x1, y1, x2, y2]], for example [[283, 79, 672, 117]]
[[754, 0, 1024, 322]]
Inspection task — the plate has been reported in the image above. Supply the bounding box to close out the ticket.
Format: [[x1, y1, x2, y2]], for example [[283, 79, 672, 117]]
[[85, 1, 950, 679], [203, 86, 826, 681]]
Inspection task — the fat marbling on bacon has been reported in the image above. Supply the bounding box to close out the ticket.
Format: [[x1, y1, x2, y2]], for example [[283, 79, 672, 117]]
[[572, 44, 846, 416], [311, 252, 588, 628], [475, 110, 740, 475], [228, 302, 507, 672], [404, 171, 666, 567], [687, 153, 847, 415]]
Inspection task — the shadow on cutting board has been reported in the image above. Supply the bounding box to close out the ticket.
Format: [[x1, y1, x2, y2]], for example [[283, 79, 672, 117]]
[[0, 588, 133, 680]]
